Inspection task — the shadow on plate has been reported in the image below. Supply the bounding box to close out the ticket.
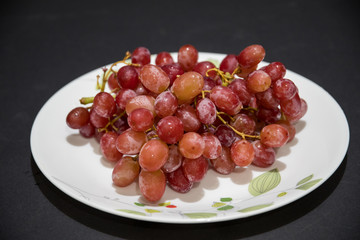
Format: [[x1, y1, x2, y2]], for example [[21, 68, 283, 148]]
[[30, 153, 347, 239]]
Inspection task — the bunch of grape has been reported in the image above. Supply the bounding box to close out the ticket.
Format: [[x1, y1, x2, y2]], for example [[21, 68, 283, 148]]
[[66, 44, 307, 202]]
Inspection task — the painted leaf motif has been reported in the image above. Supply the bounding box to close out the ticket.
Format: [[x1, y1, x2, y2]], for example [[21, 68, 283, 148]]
[[158, 202, 171, 207], [220, 197, 232, 202], [297, 174, 314, 186], [116, 209, 146, 216], [248, 168, 281, 196], [134, 202, 145, 207], [296, 179, 322, 190], [277, 192, 287, 197], [238, 203, 273, 213], [145, 209, 161, 213], [217, 205, 234, 211], [212, 202, 227, 208], [184, 213, 217, 219]]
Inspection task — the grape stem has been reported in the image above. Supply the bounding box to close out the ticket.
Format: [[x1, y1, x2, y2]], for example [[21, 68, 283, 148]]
[[216, 112, 260, 140], [103, 51, 141, 82], [98, 111, 126, 132], [80, 96, 94, 105], [206, 68, 233, 86]]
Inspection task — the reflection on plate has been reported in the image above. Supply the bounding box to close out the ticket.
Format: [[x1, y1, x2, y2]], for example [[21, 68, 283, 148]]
[[30, 53, 349, 223]]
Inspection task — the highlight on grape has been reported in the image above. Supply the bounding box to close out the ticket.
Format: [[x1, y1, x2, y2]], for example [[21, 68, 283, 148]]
[[66, 44, 307, 202]]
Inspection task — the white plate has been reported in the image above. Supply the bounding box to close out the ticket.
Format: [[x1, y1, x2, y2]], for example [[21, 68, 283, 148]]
[[30, 52, 350, 224]]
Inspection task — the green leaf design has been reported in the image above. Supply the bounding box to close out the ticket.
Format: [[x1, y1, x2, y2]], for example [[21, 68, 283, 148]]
[[212, 202, 227, 208], [217, 205, 234, 211], [248, 168, 281, 196], [183, 213, 217, 219], [277, 192, 287, 197], [297, 174, 314, 186], [238, 203, 273, 213], [134, 202, 145, 207], [296, 179, 322, 190], [116, 209, 146, 216], [158, 202, 171, 207], [220, 197, 232, 202], [145, 209, 161, 213]]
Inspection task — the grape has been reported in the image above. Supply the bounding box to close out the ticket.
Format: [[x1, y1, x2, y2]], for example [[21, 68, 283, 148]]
[[210, 85, 242, 115], [202, 132, 222, 159], [210, 146, 236, 175], [162, 144, 183, 173], [139, 169, 166, 202], [112, 156, 140, 187], [116, 129, 147, 154], [193, 61, 217, 79], [273, 78, 297, 100], [230, 139, 254, 167], [117, 65, 139, 90], [79, 122, 95, 138], [167, 166, 193, 193], [230, 113, 256, 135], [93, 92, 116, 118], [100, 132, 123, 162], [132, 47, 151, 66], [172, 71, 204, 101], [94, 128, 105, 142], [260, 62, 286, 83], [115, 88, 137, 110], [127, 108, 154, 132], [214, 124, 235, 148], [179, 132, 205, 159], [257, 107, 281, 124], [155, 51, 174, 66], [260, 123, 289, 148], [154, 91, 178, 118], [228, 78, 253, 106], [252, 140, 276, 168], [256, 87, 280, 109], [280, 92, 302, 118], [125, 95, 155, 115], [107, 73, 120, 92], [276, 119, 296, 142], [66, 107, 90, 129], [156, 116, 184, 144], [246, 70, 272, 93], [237, 44, 265, 68], [139, 64, 170, 94], [110, 114, 129, 134], [134, 82, 149, 95], [178, 44, 198, 71], [182, 156, 208, 182], [203, 77, 217, 92], [175, 104, 201, 132], [236, 65, 258, 78], [139, 139, 169, 172], [219, 54, 239, 74], [161, 63, 184, 85], [287, 98, 307, 123], [196, 98, 217, 125]]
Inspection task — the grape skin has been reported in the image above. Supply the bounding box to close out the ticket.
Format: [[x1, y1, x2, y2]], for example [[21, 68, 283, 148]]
[[139, 64, 170, 94], [139, 169, 166, 202], [66, 107, 90, 129], [112, 156, 140, 187], [100, 132, 123, 162], [182, 156, 208, 182], [156, 116, 184, 144], [139, 139, 169, 172], [178, 132, 205, 159]]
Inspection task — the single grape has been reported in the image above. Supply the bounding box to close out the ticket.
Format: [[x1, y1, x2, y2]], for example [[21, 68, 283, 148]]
[[134, 82, 149, 95], [203, 77, 217, 92], [156, 116, 184, 144], [161, 63, 184, 86], [182, 156, 208, 182], [107, 72, 121, 92], [66, 107, 90, 129], [125, 95, 156, 115], [179, 132, 205, 159], [228, 78, 253, 106], [172, 71, 204, 101], [257, 107, 281, 124], [139, 64, 170, 94], [154, 91, 178, 118], [167, 166, 193, 193], [252, 140, 276, 168], [276, 119, 296, 142], [236, 65, 258, 78], [93, 92, 116, 118], [175, 104, 201, 132], [155, 51, 174, 66], [210, 146, 236, 175], [117, 65, 139, 89], [115, 128, 147, 154], [237, 44, 265, 68], [202, 132, 222, 159], [100, 132, 123, 162], [139, 139, 169, 172], [127, 108, 154, 132], [139, 169, 166, 202], [287, 98, 307, 123], [246, 70, 272, 93], [260, 124, 289, 148], [260, 62, 286, 83], [162, 144, 183, 173], [196, 98, 217, 125], [79, 122, 95, 138], [178, 44, 198, 71], [255, 87, 280, 110], [214, 124, 236, 148], [273, 78, 297, 100], [115, 88, 137, 110], [219, 54, 239, 74], [231, 139, 254, 167], [210, 85, 242, 115], [280, 92, 302, 118], [132, 47, 151, 66], [112, 156, 140, 187], [230, 113, 256, 135], [193, 61, 217, 79]]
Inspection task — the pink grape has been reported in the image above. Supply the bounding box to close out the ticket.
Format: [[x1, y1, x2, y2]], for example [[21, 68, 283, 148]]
[[79, 122, 95, 138], [256, 87, 280, 109], [287, 98, 307, 123], [156, 116, 184, 144], [230, 113, 256, 135], [112, 156, 140, 187], [115, 129, 147, 154], [162, 144, 183, 173], [214, 124, 236, 148], [127, 108, 154, 132], [228, 78, 253, 106], [202, 132, 222, 159], [100, 132, 123, 162], [115, 88, 137, 110], [139, 139, 169, 172], [66, 107, 90, 129], [117, 65, 139, 89], [139, 169, 166, 202], [210, 85, 242, 115], [230, 139, 254, 167], [175, 104, 201, 132], [154, 91, 178, 118], [260, 62, 286, 83], [210, 146, 236, 175], [172, 71, 204, 101], [252, 140, 276, 168], [219, 54, 239, 74], [246, 70, 272, 93], [132, 47, 151, 66], [196, 98, 217, 125], [182, 156, 208, 182], [237, 44, 265, 68], [280, 92, 302, 118], [276, 120, 296, 142], [107, 73, 120, 92], [273, 78, 297, 100], [139, 64, 170, 94], [257, 107, 281, 124], [155, 51, 174, 66], [93, 92, 116, 118], [193, 61, 217, 79], [178, 132, 205, 159], [125, 95, 156, 115], [167, 166, 193, 193], [178, 44, 198, 71]]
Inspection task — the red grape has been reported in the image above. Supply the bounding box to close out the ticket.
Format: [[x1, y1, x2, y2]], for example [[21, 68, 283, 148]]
[[139, 64, 170, 94], [175, 104, 201, 132], [202, 132, 222, 159], [125, 95, 155, 115], [115, 129, 147, 154], [156, 116, 184, 144], [172, 71, 204, 101], [162, 144, 183, 173], [66, 107, 90, 129], [167, 166, 193, 193], [154, 91, 178, 118], [112, 156, 140, 187], [139, 169, 166, 202], [155, 51, 174, 66], [182, 156, 208, 182], [252, 140, 276, 168], [231, 139, 254, 167], [132, 47, 151, 66], [161, 63, 184, 85], [93, 92, 116, 118], [210, 146, 236, 175], [196, 98, 217, 125], [139, 139, 169, 172], [127, 108, 154, 132], [179, 132, 205, 159], [246, 70, 272, 93], [219, 54, 239, 74], [178, 44, 198, 71], [237, 44, 265, 68], [100, 132, 123, 162]]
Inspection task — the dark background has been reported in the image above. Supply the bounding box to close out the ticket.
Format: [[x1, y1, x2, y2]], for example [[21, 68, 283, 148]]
[[1, 0, 359, 239]]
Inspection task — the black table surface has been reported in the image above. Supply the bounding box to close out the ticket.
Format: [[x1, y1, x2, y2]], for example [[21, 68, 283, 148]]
[[1, 0, 359, 239]]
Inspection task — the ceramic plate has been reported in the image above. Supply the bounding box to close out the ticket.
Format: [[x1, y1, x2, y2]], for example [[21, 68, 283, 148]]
[[30, 52, 349, 223]]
